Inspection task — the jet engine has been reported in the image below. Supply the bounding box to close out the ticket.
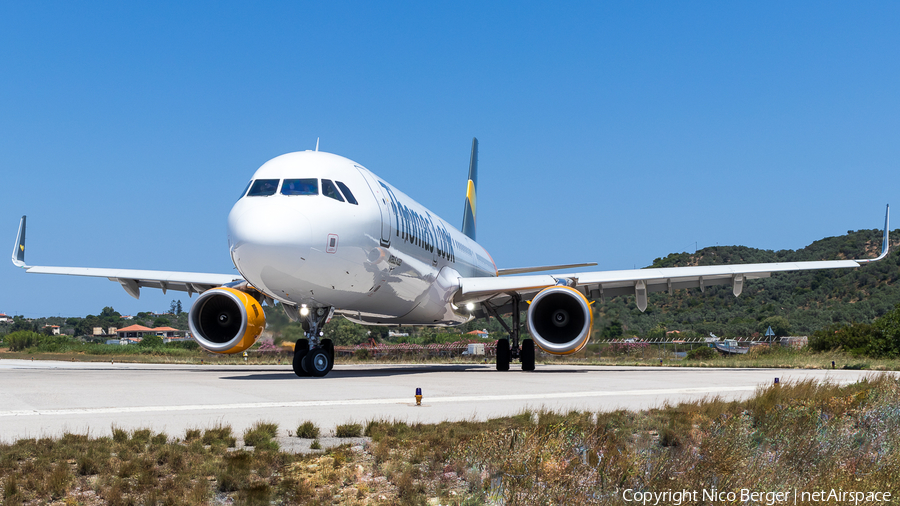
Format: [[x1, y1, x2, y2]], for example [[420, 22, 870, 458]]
[[188, 287, 266, 354], [526, 285, 593, 355]]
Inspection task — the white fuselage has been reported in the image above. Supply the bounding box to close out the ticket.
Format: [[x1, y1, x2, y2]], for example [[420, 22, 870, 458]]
[[227, 151, 497, 325]]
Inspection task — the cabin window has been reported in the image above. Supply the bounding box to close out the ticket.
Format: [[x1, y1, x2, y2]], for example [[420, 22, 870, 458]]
[[281, 178, 318, 196], [321, 179, 345, 202], [335, 181, 358, 205], [247, 179, 279, 197]]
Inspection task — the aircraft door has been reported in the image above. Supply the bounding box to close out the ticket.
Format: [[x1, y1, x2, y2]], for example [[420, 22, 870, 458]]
[[355, 166, 393, 247]]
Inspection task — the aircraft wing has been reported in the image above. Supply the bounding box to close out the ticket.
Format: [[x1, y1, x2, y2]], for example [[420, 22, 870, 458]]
[[11, 216, 242, 299], [457, 205, 890, 314]]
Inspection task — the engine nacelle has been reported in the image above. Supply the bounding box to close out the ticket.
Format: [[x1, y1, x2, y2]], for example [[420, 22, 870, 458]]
[[526, 285, 593, 355], [188, 287, 266, 354]]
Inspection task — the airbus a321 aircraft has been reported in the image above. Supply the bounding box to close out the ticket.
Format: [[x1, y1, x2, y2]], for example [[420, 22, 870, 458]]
[[12, 139, 891, 377]]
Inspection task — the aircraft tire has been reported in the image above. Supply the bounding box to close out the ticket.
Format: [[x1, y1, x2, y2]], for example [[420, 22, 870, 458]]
[[521, 339, 535, 371], [496, 338, 510, 371], [293, 339, 310, 377], [321, 339, 335, 373], [303, 347, 332, 377]]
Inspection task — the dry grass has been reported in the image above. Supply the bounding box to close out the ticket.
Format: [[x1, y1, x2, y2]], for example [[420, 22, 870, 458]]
[[3, 376, 900, 504]]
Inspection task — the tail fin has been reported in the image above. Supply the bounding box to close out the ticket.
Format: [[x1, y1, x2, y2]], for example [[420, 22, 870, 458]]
[[461, 138, 478, 240]]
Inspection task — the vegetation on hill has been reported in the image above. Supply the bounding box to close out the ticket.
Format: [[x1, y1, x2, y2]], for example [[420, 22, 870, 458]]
[[595, 227, 900, 338]]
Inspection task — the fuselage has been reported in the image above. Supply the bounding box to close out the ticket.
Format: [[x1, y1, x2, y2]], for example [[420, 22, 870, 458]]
[[227, 151, 497, 325]]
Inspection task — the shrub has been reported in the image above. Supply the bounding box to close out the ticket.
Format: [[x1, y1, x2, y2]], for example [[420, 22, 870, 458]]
[[686, 346, 717, 360], [202, 424, 236, 447], [296, 421, 320, 439], [809, 323, 876, 355], [138, 334, 164, 348], [243, 422, 279, 450], [5, 330, 47, 351], [335, 423, 362, 438]]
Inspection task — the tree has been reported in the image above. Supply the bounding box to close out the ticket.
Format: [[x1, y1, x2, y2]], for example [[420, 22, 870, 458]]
[[323, 317, 370, 345], [10, 316, 37, 333], [153, 317, 171, 328], [176, 300, 183, 315], [100, 307, 121, 320], [871, 304, 900, 357], [599, 320, 624, 340], [760, 316, 791, 337]]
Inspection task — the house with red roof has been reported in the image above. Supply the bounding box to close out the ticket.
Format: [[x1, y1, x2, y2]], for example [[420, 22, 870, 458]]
[[116, 325, 184, 341]]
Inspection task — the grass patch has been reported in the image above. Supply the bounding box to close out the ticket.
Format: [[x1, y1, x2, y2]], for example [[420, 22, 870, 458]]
[[335, 422, 362, 438], [243, 421, 279, 451], [296, 421, 320, 439]]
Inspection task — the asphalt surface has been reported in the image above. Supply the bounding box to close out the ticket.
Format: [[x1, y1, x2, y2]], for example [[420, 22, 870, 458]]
[[0, 359, 886, 442]]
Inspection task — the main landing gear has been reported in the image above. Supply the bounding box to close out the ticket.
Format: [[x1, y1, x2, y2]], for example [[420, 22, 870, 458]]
[[293, 307, 335, 378], [483, 294, 535, 372]]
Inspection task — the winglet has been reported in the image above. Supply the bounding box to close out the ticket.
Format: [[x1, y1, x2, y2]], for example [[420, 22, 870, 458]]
[[12, 216, 27, 268], [461, 138, 478, 241], [857, 204, 890, 264]]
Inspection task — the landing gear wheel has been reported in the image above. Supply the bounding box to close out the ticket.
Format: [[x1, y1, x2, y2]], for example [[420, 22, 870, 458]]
[[521, 339, 535, 371], [321, 339, 335, 374], [496, 338, 510, 371], [303, 347, 332, 377], [293, 339, 310, 377]]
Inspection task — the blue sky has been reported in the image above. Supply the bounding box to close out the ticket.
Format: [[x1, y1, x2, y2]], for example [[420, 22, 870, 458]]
[[1, 2, 898, 318]]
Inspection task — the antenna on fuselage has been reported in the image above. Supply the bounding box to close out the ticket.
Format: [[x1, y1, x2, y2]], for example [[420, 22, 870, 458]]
[[315, 138, 320, 151]]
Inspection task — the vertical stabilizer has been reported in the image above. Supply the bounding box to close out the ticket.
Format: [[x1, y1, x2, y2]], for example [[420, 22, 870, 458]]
[[461, 138, 478, 240]]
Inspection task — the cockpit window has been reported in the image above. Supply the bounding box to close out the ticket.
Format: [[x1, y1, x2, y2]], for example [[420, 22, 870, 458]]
[[335, 181, 358, 205], [281, 178, 318, 196], [321, 179, 345, 202], [238, 181, 252, 200], [247, 179, 279, 196]]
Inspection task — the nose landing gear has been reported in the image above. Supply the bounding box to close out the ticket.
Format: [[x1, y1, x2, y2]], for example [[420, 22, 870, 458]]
[[291, 306, 335, 378]]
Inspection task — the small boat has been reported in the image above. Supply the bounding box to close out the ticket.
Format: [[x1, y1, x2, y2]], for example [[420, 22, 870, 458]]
[[714, 339, 749, 355]]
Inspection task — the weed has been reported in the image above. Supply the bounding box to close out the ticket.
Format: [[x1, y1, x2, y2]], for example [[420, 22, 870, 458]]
[[310, 439, 322, 450], [296, 420, 320, 439], [335, 422, 362, 438], [243, 421, 279, 451], [111, 426, 128, 443], [203, 423, 237, 447]]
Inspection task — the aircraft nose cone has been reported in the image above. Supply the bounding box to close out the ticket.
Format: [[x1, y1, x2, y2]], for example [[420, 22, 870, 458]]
[[228, 200, 312, 281]]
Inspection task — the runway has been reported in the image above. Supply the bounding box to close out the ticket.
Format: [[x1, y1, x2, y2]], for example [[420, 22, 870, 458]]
[[0, 359, 884, 441]]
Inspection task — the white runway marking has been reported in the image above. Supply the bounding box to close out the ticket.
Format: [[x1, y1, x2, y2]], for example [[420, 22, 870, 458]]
[[0, 385, 757, 418]]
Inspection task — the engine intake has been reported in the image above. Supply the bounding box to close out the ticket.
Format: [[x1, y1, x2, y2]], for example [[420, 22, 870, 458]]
[[188, 287, 266, 354], [526, 286, 593, 355]]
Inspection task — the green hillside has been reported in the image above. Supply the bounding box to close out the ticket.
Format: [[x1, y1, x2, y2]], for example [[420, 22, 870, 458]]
[[595, 228, 900, 338]]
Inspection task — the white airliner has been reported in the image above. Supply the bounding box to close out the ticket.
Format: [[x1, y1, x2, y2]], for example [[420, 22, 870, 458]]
[[12, 139, 891, 377]]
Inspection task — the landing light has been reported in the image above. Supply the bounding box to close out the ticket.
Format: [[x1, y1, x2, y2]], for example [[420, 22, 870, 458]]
[[300, 305, 309, 317], [465, 302, 475, 311]]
